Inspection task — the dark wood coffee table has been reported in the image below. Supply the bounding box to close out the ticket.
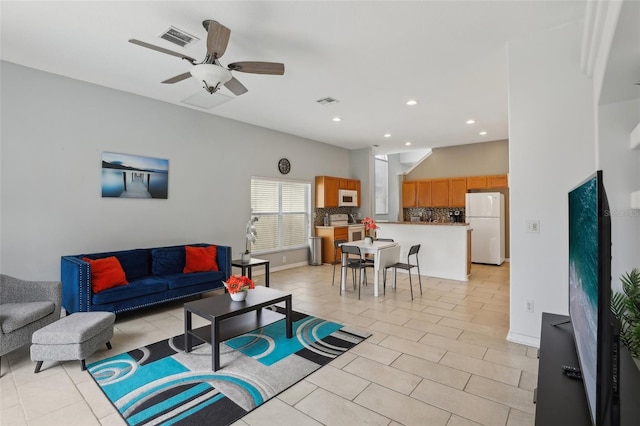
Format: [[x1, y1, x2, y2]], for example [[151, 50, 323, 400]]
[[183, 286, 293, 371]]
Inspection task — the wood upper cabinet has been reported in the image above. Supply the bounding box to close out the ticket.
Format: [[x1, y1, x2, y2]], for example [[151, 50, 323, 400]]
[[416, 180, 432, 207], [338, 178, 359, 190], [402, 181, 417, 207], [467, 174, 508, 189], [316, 176, 361, 208], [449, 178, 467, 207], [315, 176, 339, 208], [467, 175, 488, 189], [487, 174, 508, 188], [431, 179, 450, 207], [403, 173, 508, 208]]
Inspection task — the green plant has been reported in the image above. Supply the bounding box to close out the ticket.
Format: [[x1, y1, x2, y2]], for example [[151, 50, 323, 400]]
[[611, 268, 640, 359]]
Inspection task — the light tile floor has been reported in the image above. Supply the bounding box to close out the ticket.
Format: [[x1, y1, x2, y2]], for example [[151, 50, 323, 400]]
[[0, 262, 537, 426]]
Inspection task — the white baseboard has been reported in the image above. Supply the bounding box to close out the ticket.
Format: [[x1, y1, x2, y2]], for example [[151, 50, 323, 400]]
[[507, 330, 540, 348]]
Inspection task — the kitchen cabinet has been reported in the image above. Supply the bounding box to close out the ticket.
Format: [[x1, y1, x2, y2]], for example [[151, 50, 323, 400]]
[[449, 178, 467, 207], [431, 179, 449, 207], [350, 179, 361, 206], [340, 179, 359, 191], [315, 176, 339, 208], [467, 175, 488, 189], [487, 174, 508, 188], [315, 226, 348, 264], [403, 173, 508, 209], [316, 176, 360, 208], [402, 181, 417, 207], [467, 174, 508, 189], [417, 180, 432, 207]]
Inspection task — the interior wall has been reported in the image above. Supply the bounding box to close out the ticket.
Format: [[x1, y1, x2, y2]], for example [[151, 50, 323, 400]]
[[386, 155, 403, 222], [0, 61, 351, 280], [407, 140, 509, 179], [507, 21, 596, 346], [350, 147, 373, 217], [598, 100, 640, 291], [593, 0, 640, 292]]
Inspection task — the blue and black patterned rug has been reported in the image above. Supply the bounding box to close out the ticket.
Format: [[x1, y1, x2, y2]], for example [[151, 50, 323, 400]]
[[88, 308, 370, 426]]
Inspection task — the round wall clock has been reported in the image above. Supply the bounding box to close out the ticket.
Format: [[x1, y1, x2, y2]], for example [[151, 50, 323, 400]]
[[278, 158, 291, 174]]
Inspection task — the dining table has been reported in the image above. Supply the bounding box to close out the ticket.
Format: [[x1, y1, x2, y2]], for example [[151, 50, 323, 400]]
[[339, 240, 399, 297]]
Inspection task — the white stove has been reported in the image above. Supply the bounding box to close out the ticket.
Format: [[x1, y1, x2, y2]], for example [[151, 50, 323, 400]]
[[330, 214, 365, 241], [329, 213, 349, 226]]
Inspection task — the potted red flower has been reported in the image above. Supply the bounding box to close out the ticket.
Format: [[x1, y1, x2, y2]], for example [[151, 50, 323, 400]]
[[362, 217, 378, 243], [224, 275, 256, 301]]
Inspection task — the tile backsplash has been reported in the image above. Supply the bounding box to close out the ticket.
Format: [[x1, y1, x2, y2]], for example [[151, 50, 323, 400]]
[[403, 207, 465, 223], [314, 207, 359, 226]]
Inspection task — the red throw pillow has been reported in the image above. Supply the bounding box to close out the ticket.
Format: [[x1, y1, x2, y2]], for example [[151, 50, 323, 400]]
[[83, 256, 129, 293], [184, 245, 219, 273]]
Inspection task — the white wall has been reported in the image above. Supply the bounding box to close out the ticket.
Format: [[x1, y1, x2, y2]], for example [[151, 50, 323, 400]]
[[0, 61, 351, 280], [593, 0, 640, 292], [507, 21, 596, 346], [598, 100, 640, 291], [350, 147, 373, 216]]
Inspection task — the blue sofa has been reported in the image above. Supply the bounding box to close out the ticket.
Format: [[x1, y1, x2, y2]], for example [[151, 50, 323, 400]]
[[61, 243, 231, 314]]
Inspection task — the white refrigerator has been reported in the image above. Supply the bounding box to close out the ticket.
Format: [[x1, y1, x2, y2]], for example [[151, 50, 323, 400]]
[[465, 192, 505, 265]]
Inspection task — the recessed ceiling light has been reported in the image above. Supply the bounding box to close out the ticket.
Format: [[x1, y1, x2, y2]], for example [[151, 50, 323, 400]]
[[479, 131, 488, 135], [466, 119, 476, 124], [332, 117, 342, 122], [406, 99, 418, 106], [405, 141, 412, 146], [384, 133, 391, 138]]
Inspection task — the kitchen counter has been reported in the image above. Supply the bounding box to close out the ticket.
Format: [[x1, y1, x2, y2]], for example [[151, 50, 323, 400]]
[[315, 224, 364, 228], [377, 223, 471, 281], [387, 221, 469, 226]]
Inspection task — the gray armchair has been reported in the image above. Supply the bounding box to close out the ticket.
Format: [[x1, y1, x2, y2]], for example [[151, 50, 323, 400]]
[[0, 274, 62, 374]]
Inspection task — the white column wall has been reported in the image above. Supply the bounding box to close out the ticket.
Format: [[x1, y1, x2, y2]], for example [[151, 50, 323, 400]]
[[507, 21, 596, 346]]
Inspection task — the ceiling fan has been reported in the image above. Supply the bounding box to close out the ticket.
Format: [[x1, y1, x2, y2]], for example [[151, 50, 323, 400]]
[[129, 19, 284, 96]]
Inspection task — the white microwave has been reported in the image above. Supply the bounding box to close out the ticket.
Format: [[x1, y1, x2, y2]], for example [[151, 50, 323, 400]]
[[338, 189, 358, 207]]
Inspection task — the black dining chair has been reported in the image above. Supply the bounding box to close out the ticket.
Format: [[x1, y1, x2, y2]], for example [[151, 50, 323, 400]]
[[339, 245, 369, 299], [332, 239, 348, 287], [383, 244, 423, 300]]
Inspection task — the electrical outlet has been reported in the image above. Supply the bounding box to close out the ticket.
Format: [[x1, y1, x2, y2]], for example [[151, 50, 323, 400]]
[[282, 256, 287, 263], [526, 300, 534, 313], [526, 220, 540, 234]]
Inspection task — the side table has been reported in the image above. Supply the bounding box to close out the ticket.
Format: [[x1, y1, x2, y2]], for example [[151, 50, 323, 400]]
[[231, 257, 270, 287]]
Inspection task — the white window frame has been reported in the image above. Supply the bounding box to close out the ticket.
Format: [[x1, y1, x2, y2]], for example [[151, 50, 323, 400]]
[[374, 154, 389, 215], [250, 176, 311, 254]]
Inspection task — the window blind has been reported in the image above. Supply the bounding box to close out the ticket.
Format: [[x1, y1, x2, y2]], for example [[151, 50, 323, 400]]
[[251, 177, 311, 253]]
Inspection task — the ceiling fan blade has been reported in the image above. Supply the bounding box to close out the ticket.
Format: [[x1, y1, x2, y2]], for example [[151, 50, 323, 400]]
[[203, 20, 231, 59], [228, 61, 285, 75], [162, 72, 192, 84], [128, 39, 197, 64], [224, 77, 248, 96]]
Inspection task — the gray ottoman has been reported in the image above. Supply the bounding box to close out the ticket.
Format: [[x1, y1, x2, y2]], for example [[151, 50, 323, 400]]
[[31, 312, 115, 372]]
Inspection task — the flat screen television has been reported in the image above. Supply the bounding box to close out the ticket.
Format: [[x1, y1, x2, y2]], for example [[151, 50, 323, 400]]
[[568, 170, 619, 426]]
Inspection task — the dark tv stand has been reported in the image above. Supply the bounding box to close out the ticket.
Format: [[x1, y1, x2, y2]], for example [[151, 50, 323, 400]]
[[535, 312, 640, 426]]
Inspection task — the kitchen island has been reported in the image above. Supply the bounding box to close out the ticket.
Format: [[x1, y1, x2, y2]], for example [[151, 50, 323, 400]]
[[376, 222, 471, 282]]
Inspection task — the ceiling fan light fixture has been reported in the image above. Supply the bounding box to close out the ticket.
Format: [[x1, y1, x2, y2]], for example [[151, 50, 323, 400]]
[[190, 64, 232, 94]]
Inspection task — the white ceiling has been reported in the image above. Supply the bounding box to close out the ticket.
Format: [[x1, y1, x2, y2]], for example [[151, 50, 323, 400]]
[[0, 1, 587, 154]]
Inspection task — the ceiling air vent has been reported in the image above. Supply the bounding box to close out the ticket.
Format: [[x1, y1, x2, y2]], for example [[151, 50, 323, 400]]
[[159, 26, 199, 48], [316, 97, 340, 105]]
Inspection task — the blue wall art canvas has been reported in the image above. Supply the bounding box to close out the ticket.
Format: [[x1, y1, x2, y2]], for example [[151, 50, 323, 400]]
[[102, 152, 169, 199]]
